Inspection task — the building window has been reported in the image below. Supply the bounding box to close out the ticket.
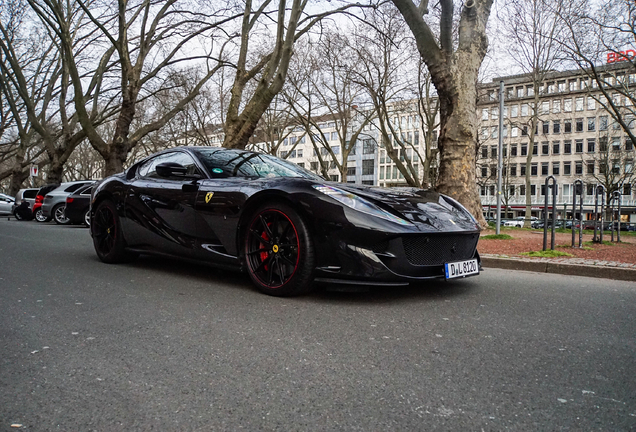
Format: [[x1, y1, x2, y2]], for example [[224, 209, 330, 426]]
[[575, 97, 584, 111], [491, 146, 497, 158], [541, 162, 549, 175], [521, 104, 529, 116], [575, 161, 583, 175], [310, 162, 319, 171], [626, 139, 634, 151], [599, 116, 608, 131], [587, 161, 594, 174], [481, 186, 486, 195], [542, 142, 549, 155], [481, 166, 488, 177], [587, 139, 595, 153], [521, 165, 526, 176], [511, 145, 518, 156], [491, 127, 498, 139], [553, 100, 561, 113], [510, 165, 517, 176], [482, 109, 489, 121], [553, 121, 561, 134], [521, 144, 528, 156], [347, 167, 357, 176], [531, 163, 538, 176], [521, 126, 528, 136], [600, 137, 608, 152], [564, 119, 572, 133], [564, 140, 572, 154], [331, 145, 340, 154], [511, 105, 518, 118], [575, 118, 584, 132], [552, 162, 560, 175], [575, 139, 584, 153], [564, 98, 572, 112], [531, 185, 536, 195], [543, 122, 549, 134], [481, 127, 489, 140], [587, 97, 596, 110], [541, 101, 550, 114], [569, 80, 577, 91], [362, 159, 374, 175], [481, 146, 488, 158], [331, 132, 338, 141], [587, 184, 595, 196], [517, 87, 524, 98], [612, 137, 621, 151], [297, 162, 304, 169], [553, 142, 560, 154], [491, 107, 499, 119], [624, 184, 632, 195], [564, 162, 571, 175], [363, 139, 375, 154], [520, 185, 526, 196], [587, 117, 595, 131], [532, 143, 538, 156]]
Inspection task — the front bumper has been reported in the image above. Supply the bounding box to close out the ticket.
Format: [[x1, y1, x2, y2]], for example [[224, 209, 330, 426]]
[[313, 232, 481, 285]]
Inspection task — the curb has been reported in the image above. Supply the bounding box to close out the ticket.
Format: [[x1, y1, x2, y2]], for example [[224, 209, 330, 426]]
[[481, 256, 636, 282]]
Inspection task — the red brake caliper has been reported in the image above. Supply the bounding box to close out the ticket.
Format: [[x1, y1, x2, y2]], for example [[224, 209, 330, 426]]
[[259, 223, 271, 270]]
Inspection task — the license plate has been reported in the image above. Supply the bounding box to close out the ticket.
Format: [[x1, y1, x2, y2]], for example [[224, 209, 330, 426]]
[[444, 259, 479, 279]]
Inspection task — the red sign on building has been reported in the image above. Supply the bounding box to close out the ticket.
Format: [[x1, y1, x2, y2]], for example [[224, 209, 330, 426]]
[[607, 50, 636, 64]]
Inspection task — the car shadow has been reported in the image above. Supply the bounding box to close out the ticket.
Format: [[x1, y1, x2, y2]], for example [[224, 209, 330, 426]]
[[116, 254, 478, 304]]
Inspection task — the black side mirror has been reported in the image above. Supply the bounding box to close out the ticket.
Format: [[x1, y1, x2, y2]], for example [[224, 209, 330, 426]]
[[156, 162, 201, 179]]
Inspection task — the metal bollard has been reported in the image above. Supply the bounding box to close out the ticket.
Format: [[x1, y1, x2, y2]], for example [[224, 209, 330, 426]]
[[571, 180, 583, 248], [612, 190, 622, 243], [543, 176, 557, 251], [593, 185, 606, 243]]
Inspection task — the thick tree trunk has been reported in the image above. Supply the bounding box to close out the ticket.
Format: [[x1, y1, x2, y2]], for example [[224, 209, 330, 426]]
[[434, 56, 485, 226]]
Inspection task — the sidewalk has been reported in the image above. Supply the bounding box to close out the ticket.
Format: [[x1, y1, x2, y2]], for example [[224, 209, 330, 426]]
[[481, 253, 636, 282], [478, 229, 636, 282]]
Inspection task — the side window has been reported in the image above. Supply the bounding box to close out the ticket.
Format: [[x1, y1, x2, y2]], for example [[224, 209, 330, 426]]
[[138, 152, 201, 179], [64, 183, 87, 193]]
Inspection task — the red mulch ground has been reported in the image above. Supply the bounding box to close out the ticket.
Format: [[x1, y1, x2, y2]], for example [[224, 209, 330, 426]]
[[478, 228, 636, 264]]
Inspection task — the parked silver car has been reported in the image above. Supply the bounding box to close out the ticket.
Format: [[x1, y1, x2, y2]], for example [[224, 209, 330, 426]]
[[0, 193, 15, 216], [41, 181, 96, 224]]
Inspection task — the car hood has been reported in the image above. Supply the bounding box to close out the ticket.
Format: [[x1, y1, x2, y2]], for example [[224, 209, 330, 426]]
[[332, 183, 480, 232]]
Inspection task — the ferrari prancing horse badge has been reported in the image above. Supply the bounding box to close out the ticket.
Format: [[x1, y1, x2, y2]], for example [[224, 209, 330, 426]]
[[205, 192, 214, 203]]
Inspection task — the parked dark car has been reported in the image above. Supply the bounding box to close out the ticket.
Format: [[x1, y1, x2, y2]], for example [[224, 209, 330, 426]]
[[42, 180, 96, 224], [90, 147, 482, 296], [64, 184, 94, 226], [33, 184, 60, 222]]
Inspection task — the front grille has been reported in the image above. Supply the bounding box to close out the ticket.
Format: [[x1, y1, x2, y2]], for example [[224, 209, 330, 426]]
[[402, 234, 479, 266]]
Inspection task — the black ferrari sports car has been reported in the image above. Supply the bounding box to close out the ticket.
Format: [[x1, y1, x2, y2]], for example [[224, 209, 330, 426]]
[[90, 147, 481, 296]]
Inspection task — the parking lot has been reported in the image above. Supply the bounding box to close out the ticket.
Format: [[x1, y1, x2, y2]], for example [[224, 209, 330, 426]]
[[1, 218, 636, 430]]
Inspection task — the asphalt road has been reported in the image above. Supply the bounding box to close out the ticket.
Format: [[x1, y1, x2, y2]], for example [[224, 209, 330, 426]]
[[1, 218, 635, 431]]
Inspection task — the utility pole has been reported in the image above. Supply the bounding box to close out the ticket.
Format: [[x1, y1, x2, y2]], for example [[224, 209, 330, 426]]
[[496, 80, 504, 234]]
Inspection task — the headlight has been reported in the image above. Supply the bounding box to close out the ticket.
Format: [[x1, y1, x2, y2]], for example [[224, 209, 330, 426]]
[[313, 185, 411, 225], [440, 195, 478, 224]]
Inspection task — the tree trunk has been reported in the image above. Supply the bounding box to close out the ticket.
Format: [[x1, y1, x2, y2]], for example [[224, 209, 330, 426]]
[[434, 56, 484, 224]]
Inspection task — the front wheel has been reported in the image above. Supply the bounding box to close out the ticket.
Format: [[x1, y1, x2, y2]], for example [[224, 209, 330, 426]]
[[244, 203, 315, 296], [83, 209, 91, 227], [91, 200, 137, 263]]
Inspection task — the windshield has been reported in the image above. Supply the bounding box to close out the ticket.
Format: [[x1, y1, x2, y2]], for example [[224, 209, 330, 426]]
[[193, 148, 322, 180]]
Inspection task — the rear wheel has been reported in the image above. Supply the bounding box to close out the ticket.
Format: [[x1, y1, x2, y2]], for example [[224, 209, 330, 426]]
[[244, 203, 315, 296], [34, 208, 50, 223], [53, 204, 71, 225], [92, 200, 137, 263], [13, 210, 23, 221], [83, 209, 91, 227]]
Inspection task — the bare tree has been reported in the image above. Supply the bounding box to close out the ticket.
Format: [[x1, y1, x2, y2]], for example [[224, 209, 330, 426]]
[[390, 0, 494, 225], [221, 0, 366, 150], [499, 0, 565, 226], [28, 0, 234, 175]]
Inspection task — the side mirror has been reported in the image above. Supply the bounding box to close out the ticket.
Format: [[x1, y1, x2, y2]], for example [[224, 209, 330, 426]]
[[156, 162, 201, 179]]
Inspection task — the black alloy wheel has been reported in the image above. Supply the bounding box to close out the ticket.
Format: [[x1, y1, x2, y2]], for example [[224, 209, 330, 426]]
[[13, 210, 23, 221], [53, 203, 71, 225], [91, 200, 137, 263], [244, 203, 315, 296]]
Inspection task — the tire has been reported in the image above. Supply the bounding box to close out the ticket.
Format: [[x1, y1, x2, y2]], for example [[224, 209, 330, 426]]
[[83, 209, 91, 227], [53, 203, 71, 225], [13, 210, 23, 221], [34, 208, 51, 223], [91, 199, 137, 263], [244, 202, 315, 296]]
